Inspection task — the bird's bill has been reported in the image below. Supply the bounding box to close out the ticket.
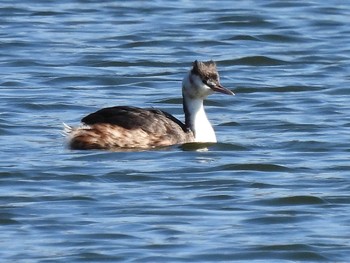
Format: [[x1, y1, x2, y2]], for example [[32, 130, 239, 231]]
[[208, 82, 234, 95]]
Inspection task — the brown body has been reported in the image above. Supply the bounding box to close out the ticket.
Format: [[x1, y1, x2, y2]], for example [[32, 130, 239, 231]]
[[68, 106, 194, 150], [65, 60, 233, 150]]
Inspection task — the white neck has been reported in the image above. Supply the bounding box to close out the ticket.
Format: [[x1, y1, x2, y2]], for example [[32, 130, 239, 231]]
[[182, 72, 217, 143], [183, 97, 217, 143]]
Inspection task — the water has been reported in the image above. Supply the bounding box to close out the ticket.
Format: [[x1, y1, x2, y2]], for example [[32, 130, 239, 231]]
[[1, 0, 350, 262]]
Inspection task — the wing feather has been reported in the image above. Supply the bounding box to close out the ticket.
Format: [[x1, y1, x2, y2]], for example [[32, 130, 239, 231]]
[[81, 106, 189, 133]]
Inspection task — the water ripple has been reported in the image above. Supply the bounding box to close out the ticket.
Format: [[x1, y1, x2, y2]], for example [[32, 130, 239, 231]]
[[218, 163, 291, 172], [1, 0, 350, 262]]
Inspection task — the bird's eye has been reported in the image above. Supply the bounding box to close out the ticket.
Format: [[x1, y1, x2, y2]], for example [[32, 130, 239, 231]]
[[202, 79, 208, 85]]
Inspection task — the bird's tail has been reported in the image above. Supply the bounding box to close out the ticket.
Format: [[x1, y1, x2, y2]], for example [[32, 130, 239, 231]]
[[62, 122, 72, 134], [62, 123, 104, 150]]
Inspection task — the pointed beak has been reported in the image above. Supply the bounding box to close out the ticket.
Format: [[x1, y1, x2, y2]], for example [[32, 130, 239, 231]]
[[208, 81, 235, 95]]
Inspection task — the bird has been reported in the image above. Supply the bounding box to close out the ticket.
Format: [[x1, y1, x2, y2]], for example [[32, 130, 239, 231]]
[[64, 60, 234, 150]]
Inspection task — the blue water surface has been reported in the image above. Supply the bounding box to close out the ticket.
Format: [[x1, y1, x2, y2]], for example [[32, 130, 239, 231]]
[[1, 0, 350, 262]]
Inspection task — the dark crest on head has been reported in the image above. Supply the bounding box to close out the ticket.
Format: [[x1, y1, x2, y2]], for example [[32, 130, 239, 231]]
[[191, 60, 219, 81]]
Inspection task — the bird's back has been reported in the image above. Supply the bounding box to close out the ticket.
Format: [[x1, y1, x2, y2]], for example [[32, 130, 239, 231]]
[[67, 106, 194, 150]]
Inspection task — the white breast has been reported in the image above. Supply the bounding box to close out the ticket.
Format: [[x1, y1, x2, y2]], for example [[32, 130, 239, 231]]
[[192, 108, 217, 142], [184, 97, 217, 143]]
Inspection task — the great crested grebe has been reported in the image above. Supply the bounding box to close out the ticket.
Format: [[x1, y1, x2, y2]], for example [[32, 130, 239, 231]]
[[65, 60, 234, 150]]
